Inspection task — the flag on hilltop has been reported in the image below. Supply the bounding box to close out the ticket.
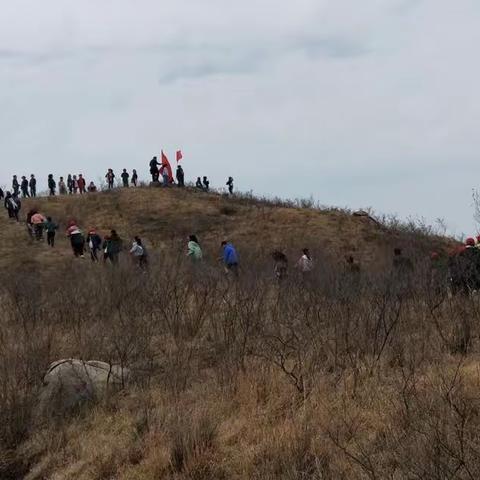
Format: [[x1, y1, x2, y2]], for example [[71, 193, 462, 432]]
[[160, 151, 174, 182], [176, 150, 183, 163]]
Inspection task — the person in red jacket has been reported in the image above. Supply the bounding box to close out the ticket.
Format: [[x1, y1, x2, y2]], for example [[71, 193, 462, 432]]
[[77, 174, 86, 194]]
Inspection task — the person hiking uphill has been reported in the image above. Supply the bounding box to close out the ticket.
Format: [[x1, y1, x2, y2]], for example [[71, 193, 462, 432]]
[[26, 208, 37, 238], [130, 236, 148, 269], [66, 221, 85, 258], [29, 175, 36, 197], [221, 240, 239, 277], [149, 156, 161, 182], [121, 169, 130, 188], [272, 250, 288, 281], [296, 248, 314, 277], [31, 212, 46, 241], [103, 230, 122, 264], [45, 216, 58, 247], [48, 174, 56, 196], [20, 176, 29, 198], [4, 192, 20, 221], [187, 235, 203, 261], [87, 228, 103, 261]]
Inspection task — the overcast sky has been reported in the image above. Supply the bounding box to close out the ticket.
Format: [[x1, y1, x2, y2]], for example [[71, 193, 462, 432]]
[[1, 0, 479, 235]]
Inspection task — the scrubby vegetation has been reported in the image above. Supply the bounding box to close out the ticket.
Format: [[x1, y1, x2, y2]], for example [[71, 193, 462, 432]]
[[0, 187, 473, 479]]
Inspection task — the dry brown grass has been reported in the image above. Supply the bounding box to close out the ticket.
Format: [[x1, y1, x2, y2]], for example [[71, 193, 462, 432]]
[[0, 187, 469, 480]]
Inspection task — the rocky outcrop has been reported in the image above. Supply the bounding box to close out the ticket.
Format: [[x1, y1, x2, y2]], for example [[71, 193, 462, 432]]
[[37, 359, 129, 417]]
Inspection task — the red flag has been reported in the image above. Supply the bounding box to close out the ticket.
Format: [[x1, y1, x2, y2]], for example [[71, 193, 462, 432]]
[[176, 150, 183, 163], [160, 151, 174, 182]]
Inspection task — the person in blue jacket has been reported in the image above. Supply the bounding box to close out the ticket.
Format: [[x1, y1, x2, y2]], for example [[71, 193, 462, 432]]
[[221, 240, 239, 277]]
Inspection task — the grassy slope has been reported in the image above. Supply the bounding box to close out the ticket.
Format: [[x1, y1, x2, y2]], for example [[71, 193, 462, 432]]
[[0, 186, 453, 272], [0, 187, 462, 480]]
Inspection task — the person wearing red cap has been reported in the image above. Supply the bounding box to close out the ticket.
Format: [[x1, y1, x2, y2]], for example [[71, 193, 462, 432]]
[[66, 221, 85, 258], [465, 237, 476, 248], [86, 228, 103, 262]]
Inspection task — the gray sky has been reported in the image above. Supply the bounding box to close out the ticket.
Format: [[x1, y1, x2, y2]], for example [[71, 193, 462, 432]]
[[1, 0, 479, 236]]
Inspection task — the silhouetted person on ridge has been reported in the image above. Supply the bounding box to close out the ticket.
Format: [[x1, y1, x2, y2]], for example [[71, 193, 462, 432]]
[[48, 174, 56, 196], [12, 176, 19, 196], [58, 177, 67, 195], [176, 165, 185, 187], [131, 169, 138, 187], [105, 169, 115, 189], [121, 169, 129, 187], [226, 176, 234, 195], [72, 175, 79, 194], [20, 176, 29, 198], [78, 174, 86, 194], [87, 181, 97, 192], [149, 156, 161, 182], [67, 174, 73, 194], [195, 177, 203, 190], [161, 165, 169, 187], [202, 176, 210, 192], [29, 175, 36, 197], [0, 188, 4, 200]]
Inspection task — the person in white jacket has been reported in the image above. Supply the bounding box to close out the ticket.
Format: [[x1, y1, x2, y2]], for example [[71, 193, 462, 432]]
[[130, 236, 147, 269], [296, 248, 314, 274]]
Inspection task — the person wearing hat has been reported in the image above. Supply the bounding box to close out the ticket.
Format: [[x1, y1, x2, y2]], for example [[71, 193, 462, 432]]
[[66, 220, 85, 258], [87, 228, 103, 262]]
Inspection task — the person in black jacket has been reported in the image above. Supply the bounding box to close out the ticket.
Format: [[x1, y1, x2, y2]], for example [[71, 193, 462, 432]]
[[121, 169, 129, 187], [4, 192, 20, 221], [48, 174, 56, 196], [149, 157, 161, 182], [12, 176, 19, 196], [202, 176, 210, 192], [29, 175, 37, 197], [226, 176, 234, 195], [176, 165, 185, 187], [20, 176, 29, 198]]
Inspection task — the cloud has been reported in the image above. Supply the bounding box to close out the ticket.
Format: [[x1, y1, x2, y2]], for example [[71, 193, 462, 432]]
[[0, 0, 479, 235]]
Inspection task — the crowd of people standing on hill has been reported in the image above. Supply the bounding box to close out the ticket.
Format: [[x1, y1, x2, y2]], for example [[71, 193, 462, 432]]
[[1, 156, 234, 201]]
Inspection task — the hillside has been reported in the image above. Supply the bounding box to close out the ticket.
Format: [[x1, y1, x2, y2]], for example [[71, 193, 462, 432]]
[[1, 187, 474, 480], [0, 186, 453, 273]]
